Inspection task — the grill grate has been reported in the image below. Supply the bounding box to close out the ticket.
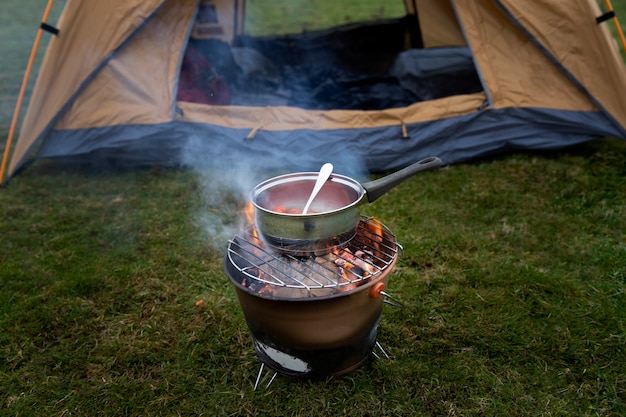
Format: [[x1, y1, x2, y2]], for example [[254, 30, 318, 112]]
[[226, 217, 400, 297]]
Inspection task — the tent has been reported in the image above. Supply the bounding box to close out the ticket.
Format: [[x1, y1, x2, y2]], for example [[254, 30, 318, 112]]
[[3, 0, 626, 182]]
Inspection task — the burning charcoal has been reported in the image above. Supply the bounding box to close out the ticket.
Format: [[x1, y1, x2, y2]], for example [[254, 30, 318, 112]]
[[354, 250, 373, 260], [343, 262, 366, 278], [350, 257, 373, 276], [334, 248, 374, 275], [333, 247, 355, 266]]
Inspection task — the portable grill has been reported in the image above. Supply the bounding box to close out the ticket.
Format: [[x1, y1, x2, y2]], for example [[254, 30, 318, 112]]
[[224, 216, 401, 388]]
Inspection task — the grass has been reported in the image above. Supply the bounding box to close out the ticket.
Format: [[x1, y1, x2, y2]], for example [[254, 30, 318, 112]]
[[2, 1, 626, 416], [244, 0, 405, 35], [2, 144, 625, 416]]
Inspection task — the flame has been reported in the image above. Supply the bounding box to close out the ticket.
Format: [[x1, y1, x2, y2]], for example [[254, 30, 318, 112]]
[[242, 201, 263, 244], [363, 218, 383, 251], [367, 218, 383, 239], [243, 202, 255, 226]]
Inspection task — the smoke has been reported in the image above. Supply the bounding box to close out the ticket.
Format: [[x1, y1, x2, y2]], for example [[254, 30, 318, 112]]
[[181, 134, 262, 251], [194, 174, 246, 251], [181, 130, 368, 251], [179, 3, 379, 249]]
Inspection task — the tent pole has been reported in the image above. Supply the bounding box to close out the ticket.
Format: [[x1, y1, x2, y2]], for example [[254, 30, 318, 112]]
[[604, 0, 626, 54], [0, 0, 56, 184]]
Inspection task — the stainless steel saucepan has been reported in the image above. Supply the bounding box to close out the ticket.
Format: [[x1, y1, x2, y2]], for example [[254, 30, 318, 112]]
[[250, 156, 442, 251]]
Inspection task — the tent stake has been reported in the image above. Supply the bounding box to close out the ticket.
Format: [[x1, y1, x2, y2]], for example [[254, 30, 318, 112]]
[[0, 0, 56, 184]]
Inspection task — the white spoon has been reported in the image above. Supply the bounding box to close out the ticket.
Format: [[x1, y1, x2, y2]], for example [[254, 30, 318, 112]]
[[302, 163, 333, 214]]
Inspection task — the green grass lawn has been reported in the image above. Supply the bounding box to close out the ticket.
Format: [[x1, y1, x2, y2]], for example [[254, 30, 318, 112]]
[[3, 142, 625, 416], [2, 1, 626, 416]]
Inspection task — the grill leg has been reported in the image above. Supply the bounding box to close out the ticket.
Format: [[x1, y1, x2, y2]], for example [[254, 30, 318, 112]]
[[372, 340, 390, 360], [253, 362, 278, 391]]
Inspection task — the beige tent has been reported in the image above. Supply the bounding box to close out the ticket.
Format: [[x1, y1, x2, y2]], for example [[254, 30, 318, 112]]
[[3, 0, 626, 182]]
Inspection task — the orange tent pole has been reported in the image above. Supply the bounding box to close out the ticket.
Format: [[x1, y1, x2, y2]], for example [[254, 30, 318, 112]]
[[0, 0, 56, 184], [605, 0, 626, 54]]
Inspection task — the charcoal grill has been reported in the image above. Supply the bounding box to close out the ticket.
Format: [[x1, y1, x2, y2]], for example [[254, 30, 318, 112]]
[[224, 216, 401, 388]]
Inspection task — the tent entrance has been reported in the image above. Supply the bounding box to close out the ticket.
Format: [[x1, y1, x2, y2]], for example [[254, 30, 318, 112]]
[[176, 12, 484, 111]]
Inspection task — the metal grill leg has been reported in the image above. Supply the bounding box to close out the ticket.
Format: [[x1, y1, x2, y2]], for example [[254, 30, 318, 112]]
[[253, 362, 278, 391], [372, 340, 390, 360]]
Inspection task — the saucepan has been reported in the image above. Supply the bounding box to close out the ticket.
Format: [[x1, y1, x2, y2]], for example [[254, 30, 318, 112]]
[[250, 156, 442, 251]]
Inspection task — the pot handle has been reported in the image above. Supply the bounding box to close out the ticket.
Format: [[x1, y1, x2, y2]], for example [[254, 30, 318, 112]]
[[361, 156, 443, 204]]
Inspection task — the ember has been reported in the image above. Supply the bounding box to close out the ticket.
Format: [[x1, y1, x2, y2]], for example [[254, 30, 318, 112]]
[[333, 248, 375, 292], [239, 247, 377, 298]]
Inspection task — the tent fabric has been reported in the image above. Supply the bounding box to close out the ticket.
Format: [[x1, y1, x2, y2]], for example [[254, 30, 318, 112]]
[[455, 0, 600, 111], [5, 0, 626, 181], [494, 0, 626, 130], [414, 0, 466, 48], [54, 0, 196, 130], [9, 0, 170, 176], [36, 107, 617, 177]]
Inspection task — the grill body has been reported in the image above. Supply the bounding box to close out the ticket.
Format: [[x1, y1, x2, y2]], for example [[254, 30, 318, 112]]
[[227, 274, 391, 377], [224, 217, 398, 377]]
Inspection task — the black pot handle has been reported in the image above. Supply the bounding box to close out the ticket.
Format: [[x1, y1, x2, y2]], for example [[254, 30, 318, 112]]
[[361, 156, 443, 204]]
